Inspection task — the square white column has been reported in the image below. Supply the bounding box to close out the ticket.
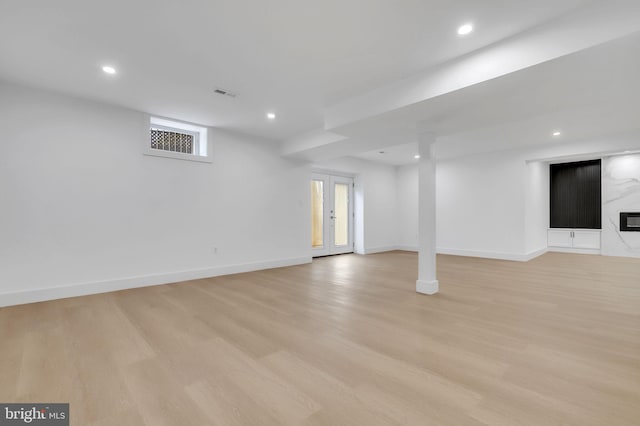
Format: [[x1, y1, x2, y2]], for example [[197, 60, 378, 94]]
[[416, 132, 438, 295]]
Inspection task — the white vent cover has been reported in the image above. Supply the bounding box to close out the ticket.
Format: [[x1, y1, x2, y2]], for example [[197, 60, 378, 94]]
[[213, 87, 237, 98]]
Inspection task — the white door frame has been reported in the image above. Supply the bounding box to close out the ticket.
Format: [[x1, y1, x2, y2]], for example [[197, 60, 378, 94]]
[[311, 173, 354, 257]]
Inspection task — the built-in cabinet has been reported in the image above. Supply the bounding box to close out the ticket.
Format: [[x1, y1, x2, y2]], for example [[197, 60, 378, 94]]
[[550, 159, 601, 229], [548, 159, 602, 254], [548, 229, 601, 251]]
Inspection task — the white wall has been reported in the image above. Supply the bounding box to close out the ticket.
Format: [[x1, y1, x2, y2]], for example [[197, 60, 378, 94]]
[[602, 153, 640, 257], [395, 134, 640, 261], [397, 154, 551, 260], [436, 150, 528, 259], [312, 157, 398, 254], [396, 164, 419, 250], [525, 161, 549, 254], [0, 82, 310, 306]]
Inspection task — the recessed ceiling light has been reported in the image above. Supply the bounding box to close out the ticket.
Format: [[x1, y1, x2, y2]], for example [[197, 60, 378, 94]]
[[457, 23, 473, 36], [379, 151, 385, 154], [266, 112, 276, 120], [102, 65, 116, 75], [414, 154, 421, 159], [552, 131, 561, 137]]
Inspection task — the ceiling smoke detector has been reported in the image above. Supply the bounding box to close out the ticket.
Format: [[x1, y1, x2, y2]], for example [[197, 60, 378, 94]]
[[213, 87, 237, 98]]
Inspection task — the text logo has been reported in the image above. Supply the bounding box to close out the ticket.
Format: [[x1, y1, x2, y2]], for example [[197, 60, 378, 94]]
[[0, 404, 68, 425]]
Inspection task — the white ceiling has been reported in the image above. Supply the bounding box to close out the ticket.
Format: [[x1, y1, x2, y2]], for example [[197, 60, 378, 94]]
[[0, 0, 586, 140], [354, 143, 422, 166], [352, 29, 640, 165]]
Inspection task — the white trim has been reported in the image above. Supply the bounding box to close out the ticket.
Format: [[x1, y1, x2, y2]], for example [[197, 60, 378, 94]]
[[0, 256, 311, 307], [416, 279, 439, 295], [310, 168, 356, 178], [528, 150, 640, 164], [395, 245, 418, 252], [362, 245, 548, 261], [521, 247, 549, 261], [363, 245, 400, 254], [436, 247, 548, 262], [547, 247, 601, 255], [143, 149, 212, 163]]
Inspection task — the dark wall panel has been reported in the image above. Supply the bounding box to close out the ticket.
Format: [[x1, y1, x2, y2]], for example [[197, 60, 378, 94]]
[[550, 159, 601, 229]]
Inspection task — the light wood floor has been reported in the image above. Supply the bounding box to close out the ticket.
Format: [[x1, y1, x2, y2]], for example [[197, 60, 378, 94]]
[[1, 251, 639, 425]]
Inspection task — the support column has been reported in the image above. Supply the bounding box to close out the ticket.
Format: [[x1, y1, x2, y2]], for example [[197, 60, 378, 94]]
[[416, 132, 439, 295]]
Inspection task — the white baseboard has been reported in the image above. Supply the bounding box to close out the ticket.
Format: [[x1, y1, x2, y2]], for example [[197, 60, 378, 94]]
[[395, 245, 418, 252], [0, 256, 312, 307], [363, 245, 401, 254], [521, 247, 549, 261], [436, 247, 548, 262], [416, 279, 439, 295], [362, 245, 548, 261], [363, 245, 419, 254], [547, 247, 601, 255]]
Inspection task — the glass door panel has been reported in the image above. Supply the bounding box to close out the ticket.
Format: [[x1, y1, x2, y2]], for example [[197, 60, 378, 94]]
[[334, 183, 349, 246], [311, 180, 324, 248]]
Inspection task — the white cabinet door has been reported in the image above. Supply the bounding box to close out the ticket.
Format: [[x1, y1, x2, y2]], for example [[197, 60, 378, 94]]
[[572, 230, 601, 249], [548, 229, 601, 251], [548, 230, 573, 248]]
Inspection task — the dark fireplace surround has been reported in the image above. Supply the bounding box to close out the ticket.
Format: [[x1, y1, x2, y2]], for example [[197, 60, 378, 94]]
[[620, 212, 640, 232]]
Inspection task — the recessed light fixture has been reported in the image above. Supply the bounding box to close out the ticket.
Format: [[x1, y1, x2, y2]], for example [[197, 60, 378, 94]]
[[457, 23, 473, 36], [414, 154, 421, 159], [102, 65, 116, 75], [552, 131, 561, 137], [266, 112, 276, 120], [379, 151, 385, 154]]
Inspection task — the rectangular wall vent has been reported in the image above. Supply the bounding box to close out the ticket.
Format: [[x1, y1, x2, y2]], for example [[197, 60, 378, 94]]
[[146, 117, 210, 163], [213, 88, 237, 98], [150, 128, 195, 154]]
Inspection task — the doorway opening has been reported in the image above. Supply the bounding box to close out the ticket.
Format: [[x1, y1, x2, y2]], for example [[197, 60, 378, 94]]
[[311, 173, 354, 257]]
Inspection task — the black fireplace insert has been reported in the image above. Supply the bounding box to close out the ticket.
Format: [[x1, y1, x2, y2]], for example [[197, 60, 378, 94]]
[[620, 212, 640, 232]]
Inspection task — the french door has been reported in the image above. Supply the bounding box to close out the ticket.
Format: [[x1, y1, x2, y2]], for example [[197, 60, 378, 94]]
[[311, 173, 354, 257]]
